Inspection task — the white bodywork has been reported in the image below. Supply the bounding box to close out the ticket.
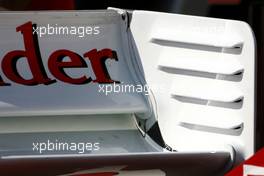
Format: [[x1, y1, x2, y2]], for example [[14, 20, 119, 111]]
[[0, 9, 255, 175], [129, 10, 255, 161]]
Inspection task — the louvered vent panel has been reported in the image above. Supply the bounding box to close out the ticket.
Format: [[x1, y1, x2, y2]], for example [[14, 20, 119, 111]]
[[130, 11, 255, 159]]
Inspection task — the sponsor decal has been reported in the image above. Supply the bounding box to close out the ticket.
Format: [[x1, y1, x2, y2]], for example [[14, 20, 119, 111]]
[[226, 148, 264, 176], [0, 22, 119, 86]]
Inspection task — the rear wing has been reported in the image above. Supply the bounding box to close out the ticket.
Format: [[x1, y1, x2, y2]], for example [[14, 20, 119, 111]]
[[0, 8, 256, 176]]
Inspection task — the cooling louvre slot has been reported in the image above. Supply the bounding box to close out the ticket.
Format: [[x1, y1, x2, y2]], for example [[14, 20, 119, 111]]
[[158, 68, 243, 82], [179, 122, 243, 136], [175, 107, 243, 131], [150, 27, 243, 55], [172, 96, 243, 109], [170, 77, 243, 107], [151, 39, 243, 55], [171, 77, 243, 103], [157, 47, 244, 77]]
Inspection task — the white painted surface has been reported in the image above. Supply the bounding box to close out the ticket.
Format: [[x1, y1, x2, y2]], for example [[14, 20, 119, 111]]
[[130, 10, 255, 159]]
